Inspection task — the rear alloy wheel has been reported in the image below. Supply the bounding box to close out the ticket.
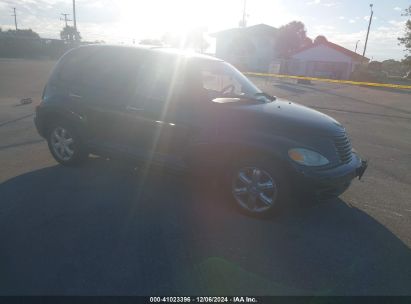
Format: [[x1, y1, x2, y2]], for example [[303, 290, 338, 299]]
[[47, 123, 87, 166], [231, 164, 285, 216], [50, 127, 75, 161]]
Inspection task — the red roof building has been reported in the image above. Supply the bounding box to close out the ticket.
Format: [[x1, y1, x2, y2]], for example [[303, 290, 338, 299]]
[[283, 39, 369, 80]]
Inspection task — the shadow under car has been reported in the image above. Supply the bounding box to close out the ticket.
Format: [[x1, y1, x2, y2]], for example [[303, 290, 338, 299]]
[[0, 158, 410, 295]]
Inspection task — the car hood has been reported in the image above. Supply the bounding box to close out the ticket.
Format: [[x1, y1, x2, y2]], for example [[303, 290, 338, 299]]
[[214, 98, 345, 137]]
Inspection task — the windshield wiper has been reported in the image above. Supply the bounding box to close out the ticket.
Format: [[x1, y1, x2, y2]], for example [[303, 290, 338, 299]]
[[254, 92, 276, 101]]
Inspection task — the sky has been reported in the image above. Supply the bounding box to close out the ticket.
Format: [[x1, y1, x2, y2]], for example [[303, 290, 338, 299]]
[[0, 0, 410, 61]]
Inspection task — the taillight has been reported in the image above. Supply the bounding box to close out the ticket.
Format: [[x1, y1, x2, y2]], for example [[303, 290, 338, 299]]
[[41, 85, 47, 100]]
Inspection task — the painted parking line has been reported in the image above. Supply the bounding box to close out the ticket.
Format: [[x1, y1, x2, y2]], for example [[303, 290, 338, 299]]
[[245, 72, 411, 90], [0, 113, 34, 127]]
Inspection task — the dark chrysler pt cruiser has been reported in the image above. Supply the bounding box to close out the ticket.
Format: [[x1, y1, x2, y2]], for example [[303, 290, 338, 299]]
[[35, 45, 367, 217]]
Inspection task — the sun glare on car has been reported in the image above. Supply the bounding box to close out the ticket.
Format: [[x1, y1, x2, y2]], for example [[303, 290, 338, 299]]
[[119, 0, 214, 43], [1, 0, 411, 300]]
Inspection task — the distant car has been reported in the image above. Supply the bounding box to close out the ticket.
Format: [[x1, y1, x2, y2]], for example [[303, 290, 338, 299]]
[[34, 45, 367, 217]]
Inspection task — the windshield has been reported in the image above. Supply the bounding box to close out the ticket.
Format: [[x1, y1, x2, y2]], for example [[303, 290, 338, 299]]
[[192, 60, 271, 103]]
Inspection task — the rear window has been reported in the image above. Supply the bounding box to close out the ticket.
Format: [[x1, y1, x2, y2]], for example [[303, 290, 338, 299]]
[[58, 47, 99, 83]]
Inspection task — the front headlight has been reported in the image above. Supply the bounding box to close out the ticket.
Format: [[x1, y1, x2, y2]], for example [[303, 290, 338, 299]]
[[288, 148, 329, 166]]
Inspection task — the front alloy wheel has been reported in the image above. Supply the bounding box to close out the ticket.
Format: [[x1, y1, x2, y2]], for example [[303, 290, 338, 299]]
[[232, 167, 278, 214]]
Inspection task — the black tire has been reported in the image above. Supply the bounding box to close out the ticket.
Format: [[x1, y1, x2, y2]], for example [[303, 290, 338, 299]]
[[226, 158, 291, 218], [46, 121, 88, 166]]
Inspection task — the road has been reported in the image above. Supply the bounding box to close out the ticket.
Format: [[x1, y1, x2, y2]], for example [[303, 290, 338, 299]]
[[0, 59, 410, 295]]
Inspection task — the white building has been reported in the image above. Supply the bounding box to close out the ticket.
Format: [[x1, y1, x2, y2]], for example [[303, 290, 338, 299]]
[[211, 24, 278, 72]]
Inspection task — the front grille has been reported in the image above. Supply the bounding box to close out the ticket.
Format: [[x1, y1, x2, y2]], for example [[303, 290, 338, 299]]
[[334, 133, 353, 164]]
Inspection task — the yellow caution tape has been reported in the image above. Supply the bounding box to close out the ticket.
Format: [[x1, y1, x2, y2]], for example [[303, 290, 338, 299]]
[[244, 72, 411, 90]]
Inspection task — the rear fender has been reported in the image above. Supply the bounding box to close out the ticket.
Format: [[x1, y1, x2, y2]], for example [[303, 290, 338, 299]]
[[36, 105, 87, 140]]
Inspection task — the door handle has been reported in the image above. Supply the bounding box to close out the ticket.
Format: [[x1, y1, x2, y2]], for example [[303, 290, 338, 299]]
[[69, 93, 82, 100], [126, 105, 143, 112]]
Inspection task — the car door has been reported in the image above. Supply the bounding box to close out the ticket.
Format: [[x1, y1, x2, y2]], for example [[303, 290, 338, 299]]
[[124, 54, 199, 166], [69, 48, 145, 156]]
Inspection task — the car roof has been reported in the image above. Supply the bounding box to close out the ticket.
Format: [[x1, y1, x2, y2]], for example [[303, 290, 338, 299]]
[[72, 44, 222, 62]]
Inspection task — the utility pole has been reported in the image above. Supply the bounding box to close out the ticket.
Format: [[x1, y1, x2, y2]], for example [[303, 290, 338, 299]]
[[72, 0, 78, 40], [11, 8, 18, 31], [240, 0, 247, 27], [60, 13, 72, 27], [355, 40, 360, 53], [362, 4, 373, 62]]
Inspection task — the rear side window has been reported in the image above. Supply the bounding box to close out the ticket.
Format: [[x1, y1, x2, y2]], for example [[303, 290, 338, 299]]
[[80, 49, 140, 95], [136, 54, 187, 109], [57, 47, 142, 103]]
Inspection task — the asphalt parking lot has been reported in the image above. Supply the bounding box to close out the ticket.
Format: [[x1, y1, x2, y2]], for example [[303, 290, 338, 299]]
[[0, 59, 411, 295]]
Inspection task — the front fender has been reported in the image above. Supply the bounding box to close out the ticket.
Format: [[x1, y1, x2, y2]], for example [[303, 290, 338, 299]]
[[185, 130, 299, 170]]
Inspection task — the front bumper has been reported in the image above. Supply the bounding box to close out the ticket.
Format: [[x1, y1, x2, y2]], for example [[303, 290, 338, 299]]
[[291, 152, 367, 199]]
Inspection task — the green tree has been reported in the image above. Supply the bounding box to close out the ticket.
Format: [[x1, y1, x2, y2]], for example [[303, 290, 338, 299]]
[[5, 29, 40, 39], [185, 27, 210, 53], [314, 35, 328, 45], [275, 21, 312, 58], [381, 59, 408, 77], [60, 26, 81, 42], [398, 5, 411, 72]]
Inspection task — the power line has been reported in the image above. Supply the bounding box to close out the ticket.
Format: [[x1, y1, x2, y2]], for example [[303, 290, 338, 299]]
[[72, 0, 78, 39], [362, 3, 374, 62], [242, 0, 247, 27], [239, 0, 247, 27], [60, 13, 72, 27], [355, 40, 360, 53], [11, 7, 18, 31]]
